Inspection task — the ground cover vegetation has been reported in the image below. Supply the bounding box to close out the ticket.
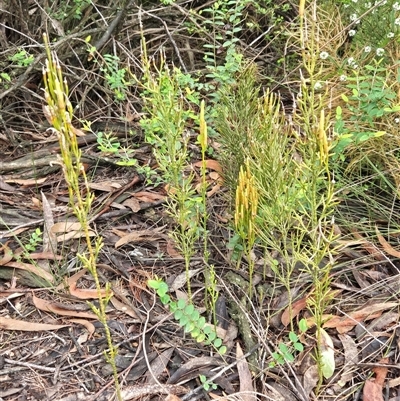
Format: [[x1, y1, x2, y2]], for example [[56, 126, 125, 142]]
[[1, 0, 400, 400]]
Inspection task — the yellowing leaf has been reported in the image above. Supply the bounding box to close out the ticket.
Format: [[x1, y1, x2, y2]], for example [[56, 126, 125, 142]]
[[319, 328, 335, 379]]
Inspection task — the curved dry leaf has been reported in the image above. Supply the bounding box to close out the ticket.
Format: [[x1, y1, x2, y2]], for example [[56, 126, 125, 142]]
[[0, 242, 13, 266], [376, 226, 400, 258], [281, 296, 307, 327], [170, 268, 202, 291], [0, 316, 68, 331], [51, 221, 83, 233], [302, 365, 319, 397], [69, 318, 95, 335], [323, 302, 398, 334], [4, 261, 54, 283], [32, 294, 97, 319], [134, 191, 166, 202], [69, 282, 112, 300], [115, 229, 165, 248], [363, 380, 384, 401], [110, 296, 140, 319], [337, 334, 358, 387], [122, 197, 141, 212], [193, 159, 222, 173], [237, 342, 256, 401], [146, 348, 174, 384]]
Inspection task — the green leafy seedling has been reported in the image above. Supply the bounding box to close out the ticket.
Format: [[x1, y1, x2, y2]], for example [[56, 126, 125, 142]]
[[148, 277, 227, 354], [199, 374, 217, 391]]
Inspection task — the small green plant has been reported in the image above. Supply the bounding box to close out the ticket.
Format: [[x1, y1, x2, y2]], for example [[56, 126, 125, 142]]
[[332, 59, 400, 160], [98, 54, 130, 102], [9, 49, 34, 67], [269, 329, 305, 368], [96, 131, 137, 166], [50, 0, 90, 21], [199, 374, 217, 391], [137, 37, 206, 299], [148, 277, 227, 354], [0, 72, 11, 86], [42, 34, 122, 401], [24, 228, 43, 253]]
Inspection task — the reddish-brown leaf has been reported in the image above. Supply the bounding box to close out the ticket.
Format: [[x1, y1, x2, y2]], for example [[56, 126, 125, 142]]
[[0, 317, 68, 331], [281, 296, 308, 327]]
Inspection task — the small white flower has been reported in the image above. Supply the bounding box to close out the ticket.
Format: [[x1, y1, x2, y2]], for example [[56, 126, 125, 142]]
[[365, 2, 371, 7], [364, 46, 372, 53], [376, 48, 384, 56], [347, 57, 355, 65], [344, 3, 349, 7], [387, 32, 395, 38], [350, 13, 358, 21], [352, 0, 358, 2], [349, 29, 356, 37], [353, 64, 359, 69], [395, 17, 400, 26], [314, 81, 323, 90], [393, 2, 400, 10], [340, 75, 347, 81], [395, 117, 400, 124], [320, 51, 329, 60]]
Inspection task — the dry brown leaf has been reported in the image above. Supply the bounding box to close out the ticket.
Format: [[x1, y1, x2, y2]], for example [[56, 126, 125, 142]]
[[56, 230, 96, 242], [362, 358, 388, 401], [134, 191, 166, 202], [351, 229, 385, 260], [146, 348, 174, 384], [170, 268, 202, 291], [0, 227, 28, 239], [363, 380, 384, 401], [32, 294, 97, 319], [281, 296, 307, 327], [69, 318, 95, 335], [51, 221, 82, 233], [236, 342, 256, 401], [115, 229, 165, 248], [56, 269, 87, 291], [122, 197, 141, 212], [373, 358, 389, 386], [388, 376, 400, 388], [323, 302, 398, 333], [376, 226, 400, 258], [0, 316, 68, 331], [89, 181, 122, 192], [166, 239, 182, 258], [69, 282, 111, 300], [26, 252, 63, 260], [337, 334, 359, 387], [4, 261, 54, 283], [110, 296, 140, 319], [207, 183, 221, 198], [193, 159, 222, 173], [41, 191, 56, 255], [71, 125, 86, 137], [0, 243, 13, 266], [302, 365, 319, 397], [209, 171, 220, 181], [165, 395, 183, 401], [4, 177, 47, 186]]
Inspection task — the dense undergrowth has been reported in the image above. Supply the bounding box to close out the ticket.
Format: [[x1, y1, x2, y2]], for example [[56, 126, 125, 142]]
[[1, 0, 400, 399]]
